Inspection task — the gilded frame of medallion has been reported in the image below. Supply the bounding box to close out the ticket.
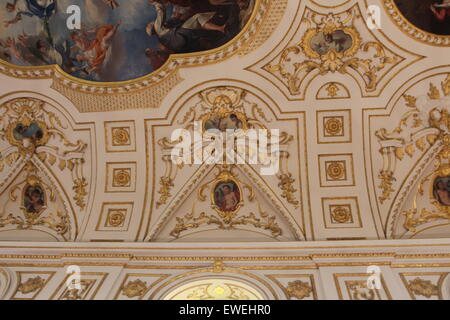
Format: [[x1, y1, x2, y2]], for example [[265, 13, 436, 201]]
[[200, 111, 249, 136], [6, 119, 50, 153], [382, 0, 450, 47], [301, 25, 361, 61], [428, 168, 450, 215], [208, 170, 245, 221]]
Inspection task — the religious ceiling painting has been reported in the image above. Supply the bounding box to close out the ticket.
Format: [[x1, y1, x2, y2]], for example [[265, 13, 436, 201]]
[[393, 0, 450, 36], [0, 0, 256, 82]]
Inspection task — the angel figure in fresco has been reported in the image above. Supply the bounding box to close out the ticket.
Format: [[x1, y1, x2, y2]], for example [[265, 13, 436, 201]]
[[431, 0, 450, 22], [72, 23, 120, 76], [4, 0, 57, 45]]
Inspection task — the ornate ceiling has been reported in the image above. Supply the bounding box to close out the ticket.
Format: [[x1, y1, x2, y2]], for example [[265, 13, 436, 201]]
[[0, 0, 449, 244]]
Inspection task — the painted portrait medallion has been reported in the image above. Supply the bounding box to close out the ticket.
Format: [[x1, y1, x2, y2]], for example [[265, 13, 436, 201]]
[[7, 120, 48, 150], [310, 30, 353, 56], [394, 0, 450, 35], [23, 184, 46, 214], [0, 0, 256, 82], [213, 180, 241, 213], [433, 176, 450, 207], [203, 112, 246, 133]]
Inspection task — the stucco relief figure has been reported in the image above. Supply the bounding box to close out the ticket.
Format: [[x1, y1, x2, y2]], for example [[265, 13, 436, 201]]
[[0, 0, 256, 82], [394, 0, 450, 35], [214, 181, 240, 212], [433, 177, 450, 206], [23, 185, 45, 214], [310, 30, 352, 56]]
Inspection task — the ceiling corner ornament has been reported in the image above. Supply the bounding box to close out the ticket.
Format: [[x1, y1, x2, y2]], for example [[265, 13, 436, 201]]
[[265, 5, 402, 97], [170, 166, 282, 239], [383, 0, 450, 47], [376, 75, 450, 221]]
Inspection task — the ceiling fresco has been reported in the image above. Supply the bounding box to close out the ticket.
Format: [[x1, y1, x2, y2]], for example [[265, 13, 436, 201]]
[[0, 0, 256, 82], [393, 0, 450, 36]]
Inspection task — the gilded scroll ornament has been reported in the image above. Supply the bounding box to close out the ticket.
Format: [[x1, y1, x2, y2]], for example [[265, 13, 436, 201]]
[[0, 98, 88, 210], [157, 87, 299, 209], [0, 163, 70, 238], [376, 75, 450, 205], [401, 135, 450, 232], [170, 167, 281, 239], [266, 7, 400, 96]]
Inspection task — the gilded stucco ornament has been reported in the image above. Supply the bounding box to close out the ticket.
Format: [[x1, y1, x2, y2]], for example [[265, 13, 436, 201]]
[[286, 280, 313, 300], [376, 75, 450, 205], [17, 276, 45, 295], [122, 279, 148, 299], [346, 280, 377, 300], [375, 75, 450, 234], [0, 98, 88, 211], [407, 278, 439, 299], [0, 162, 70, 238], [170, 166, 282, 239], [157, 87, 299, 209], [266, 6, 400, 96]]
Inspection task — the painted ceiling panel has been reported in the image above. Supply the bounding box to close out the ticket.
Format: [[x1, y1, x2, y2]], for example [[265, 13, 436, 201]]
[[0, 0, 256, 81]]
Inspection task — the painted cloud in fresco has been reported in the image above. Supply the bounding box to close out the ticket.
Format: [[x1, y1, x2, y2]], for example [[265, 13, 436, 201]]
[[0, 0, 255, 82]]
